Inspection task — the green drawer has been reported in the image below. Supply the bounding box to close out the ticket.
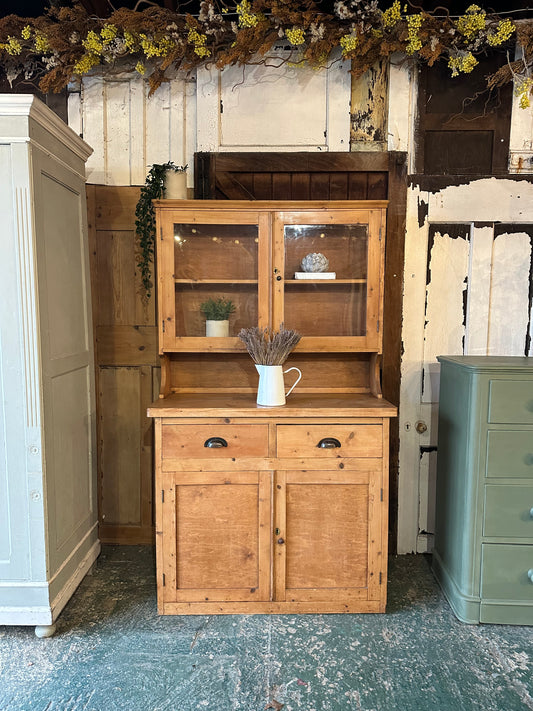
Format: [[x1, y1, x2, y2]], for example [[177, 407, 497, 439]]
[[481, 544, 533, 601], [486, 430, 533, 478], [488, 380, 533, 424], [484, 485, 533, 538]]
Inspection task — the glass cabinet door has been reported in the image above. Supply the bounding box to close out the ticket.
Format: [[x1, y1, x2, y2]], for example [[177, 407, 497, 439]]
[[273, 210, 383, 349], [159, 212, 268, 349]]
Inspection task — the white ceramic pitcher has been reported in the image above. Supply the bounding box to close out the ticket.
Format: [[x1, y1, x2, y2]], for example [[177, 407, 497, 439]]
[[255, 364, 302, 407]]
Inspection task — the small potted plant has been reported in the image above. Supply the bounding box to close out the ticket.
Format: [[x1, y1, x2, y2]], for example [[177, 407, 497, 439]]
[[200, 297, 236, 337], [135, 162, 187, 301]]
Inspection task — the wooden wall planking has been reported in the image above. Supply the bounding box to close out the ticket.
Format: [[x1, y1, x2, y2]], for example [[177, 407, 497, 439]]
[[87, 184, 157, 544]]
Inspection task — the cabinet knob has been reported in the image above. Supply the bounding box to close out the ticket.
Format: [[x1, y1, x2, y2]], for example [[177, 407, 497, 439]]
[[276, 275, 282, 281], [277, 537, 285, 545], [204, 437, 228, 448], [528, 569, 533, 583], [318, 437, 341, 449], [530, 508, 533, 519]]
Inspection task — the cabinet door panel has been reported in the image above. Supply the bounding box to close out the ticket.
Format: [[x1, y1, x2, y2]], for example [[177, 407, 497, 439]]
[[274, 470, 383, 603], [161, 471, 271, 603], [272, 209, 383, 350]]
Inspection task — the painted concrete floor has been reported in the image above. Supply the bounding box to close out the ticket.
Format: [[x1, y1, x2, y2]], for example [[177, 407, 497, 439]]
[[1, 547, 532, 711]]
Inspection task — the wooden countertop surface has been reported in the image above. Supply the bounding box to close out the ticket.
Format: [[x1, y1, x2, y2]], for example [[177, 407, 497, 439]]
[[148, 393, 397, 418]]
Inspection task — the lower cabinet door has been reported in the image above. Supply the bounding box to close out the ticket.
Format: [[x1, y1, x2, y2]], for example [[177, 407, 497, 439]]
[[160, 471, 271, 604], [273, 469, 384, 606]]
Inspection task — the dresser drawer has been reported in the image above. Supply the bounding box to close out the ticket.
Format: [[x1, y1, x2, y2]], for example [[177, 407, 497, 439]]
[[161, 424, 269, 459], [481, 544, 533, 602], [488, 380, 533, 424], [484, 485, 533, 538], [276, 424, 382, 458], [486, 430, 533, 479]]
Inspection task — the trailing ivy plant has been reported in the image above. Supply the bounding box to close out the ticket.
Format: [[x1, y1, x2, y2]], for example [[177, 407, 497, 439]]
[[135, 162, 187, 300]]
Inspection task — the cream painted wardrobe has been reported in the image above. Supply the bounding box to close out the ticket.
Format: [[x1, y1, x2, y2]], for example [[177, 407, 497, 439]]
[[0, 95, 98, 636]]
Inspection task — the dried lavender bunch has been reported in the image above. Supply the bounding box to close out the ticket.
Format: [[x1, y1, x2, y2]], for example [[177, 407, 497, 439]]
[[238, 326, 301, 365]]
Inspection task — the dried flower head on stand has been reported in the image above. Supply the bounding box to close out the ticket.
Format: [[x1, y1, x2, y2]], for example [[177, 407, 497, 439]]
[[238, 326, 301, 365]]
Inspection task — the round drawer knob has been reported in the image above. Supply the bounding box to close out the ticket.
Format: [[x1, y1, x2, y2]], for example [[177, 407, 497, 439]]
[[277, 538, 285, 545]]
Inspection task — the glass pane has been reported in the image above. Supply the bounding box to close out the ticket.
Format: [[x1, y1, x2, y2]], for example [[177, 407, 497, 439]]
[[284, 224, 368, 337], [173, 223, 258, 337]]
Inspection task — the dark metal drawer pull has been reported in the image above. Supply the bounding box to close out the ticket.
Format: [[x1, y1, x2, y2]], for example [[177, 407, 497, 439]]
[[318, 437, 341, 449], [204, 437, 228, 448]]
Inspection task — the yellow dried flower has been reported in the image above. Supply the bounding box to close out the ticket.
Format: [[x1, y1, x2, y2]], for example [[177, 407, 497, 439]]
[[515, 77, 532, 110], [34, 32, 51, 53], [124, 31, 138, 52], [187, 26, 211, 58], [83, 30, 103, 54], [448, 51, 478, 77], [487, 18, 515, 47], [135, 61, 146, 75], [456, 5, 486, 40], [73, 52, 101, 75], [139, 33, 173, 58], [382, 0, 401, 29], [100, 24, 118, 44], [21, 25, 32, 40], [286, 27, 305, 46], [406, 14, 423, 54], [5, 36, 22, 55], [237, 0, 260, 28], [340, 33, 358, 56]]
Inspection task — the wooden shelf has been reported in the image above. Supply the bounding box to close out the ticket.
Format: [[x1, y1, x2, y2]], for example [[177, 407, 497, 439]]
[[174, 279, 258, 284], [285, 279, 367, 284]]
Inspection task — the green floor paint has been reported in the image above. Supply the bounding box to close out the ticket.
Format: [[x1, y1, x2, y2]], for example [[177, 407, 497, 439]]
[[1, 547, 532, 711]]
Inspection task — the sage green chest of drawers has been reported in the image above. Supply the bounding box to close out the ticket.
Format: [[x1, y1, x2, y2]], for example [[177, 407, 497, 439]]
[[433, 356, 533, 625]]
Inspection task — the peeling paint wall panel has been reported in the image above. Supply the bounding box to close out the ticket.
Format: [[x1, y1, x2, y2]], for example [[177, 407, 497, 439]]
[[422, 227, 470, 403], [197, 52, 351, 153], [400, 178, 533, 554], [465, 225, 493, 355], [397, 184, 430, 554], [387, 54, 416, 173], [79, 74, 192, 186], [351, 61, 388, 149], [509, 58, 533, 174], [417, 447, 437, 553], [105, 81, 132, 186], [427, 178, 533, 223], [488, 231, 532, 355]]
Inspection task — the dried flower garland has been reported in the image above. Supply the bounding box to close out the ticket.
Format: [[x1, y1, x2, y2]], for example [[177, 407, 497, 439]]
[[0, 2, 531, 106]]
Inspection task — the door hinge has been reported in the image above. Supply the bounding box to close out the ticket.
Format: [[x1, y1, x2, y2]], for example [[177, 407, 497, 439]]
[[162, 489, 165, 503], [380, 488, 383, 502], [379, 572, 382, 585], [160, 227, 163, 241], [162, 320, 165, 333], [377, 320, 380, 333], [220, 99, 223, 114], [379, 226, 382, 241], [162, 573, 166, 586]]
